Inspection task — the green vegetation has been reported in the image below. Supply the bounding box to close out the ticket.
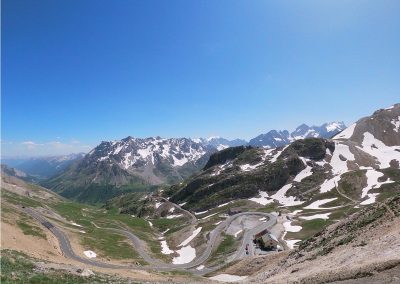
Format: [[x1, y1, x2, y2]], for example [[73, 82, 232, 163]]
[[41, 160, 152, 204], [1, 190, 42, 208], [81, 229, 143, 262], [208, 234, 236, 265], [0, 249, 130, 283], [16, 218, 47, 240], [151, 217, 186, 233], [170, 145, 311, 211], [48, 201, 169, 261], [104, 192, 151, 216], [298, 196, 400, 256], [380, 168, 400, 181], [282, 138, 334, 160], [287, 219, 333, 240], [337, 170, 366, 201], [204, 146, 250, 170], [214, 234, 235, 255]]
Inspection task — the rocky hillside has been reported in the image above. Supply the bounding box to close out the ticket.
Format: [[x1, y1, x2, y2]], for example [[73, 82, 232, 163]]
[[218, 195, 400, 284], [43, 137, 216, 203], [167, 105, 399, 212], [249, 122, 346, 147], [1, 164, 38, 183]]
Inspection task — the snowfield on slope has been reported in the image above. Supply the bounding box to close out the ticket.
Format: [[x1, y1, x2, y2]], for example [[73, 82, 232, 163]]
[[359, 132, 400, 168], [172, 245, 196, 264], [333, 123, 356, 139], [361, 169, 394, 205], [209, 274, 248, 282], [160, 240, 174, 255], [293, 158, 313, 182], [304, 198, 341, 210], [270, 184, 305, 207], [299, 213, 331, 220], [249, 191, 274, 205], [283, 220, 302, 232], [178, 227, 202, 247]]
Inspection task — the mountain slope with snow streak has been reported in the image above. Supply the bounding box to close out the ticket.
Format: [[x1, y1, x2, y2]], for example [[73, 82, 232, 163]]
[[43, 137, 217, 203], [167, 104, 399, 214]]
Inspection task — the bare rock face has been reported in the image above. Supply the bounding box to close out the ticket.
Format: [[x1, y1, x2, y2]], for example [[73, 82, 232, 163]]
[[337, 103, 400, 147]]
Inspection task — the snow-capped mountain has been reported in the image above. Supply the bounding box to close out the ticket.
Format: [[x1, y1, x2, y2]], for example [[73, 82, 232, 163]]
[[248, 130, 291, 148], [87, 136, 215, 182], [195, 136, 248, 150], [169, 105, 399, 211], [43, 137, 217, 203], [249, 122, 346, 147]]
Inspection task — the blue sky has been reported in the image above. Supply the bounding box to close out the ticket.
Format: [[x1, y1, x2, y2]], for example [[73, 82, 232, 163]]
[[2, 0, 399, 156]]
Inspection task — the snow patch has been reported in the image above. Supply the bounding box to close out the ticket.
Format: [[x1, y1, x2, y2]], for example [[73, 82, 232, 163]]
[[334, 123, 356, 139], [209, 274, 248, 282], [71, 222, 82, 227], [359, 132, 400, 168], [217, 201, 232, 208], [304, 198, 340, 210], [166, 214, 183, 219], [391, 117, 400, 132], [270, 184, 304, 207], [160, 240, 174, 255], [83, 251, 97, 258], [360, 169, 394, 205], [172, 245, 196, 264], [293, 159, 313, 182], [283, 220, 302, 232], [330, 143, 354, 175], [286, 239, 301, 249], [201, 213, 218, 220], [319, 176, 341, 193], [249, 191, 274, 206], [300, 213, 331, 220], [194, 210, 209, 215], [360, 194, 379, 205], [234, 229, 243, 238], [178, 227, 202, 247]]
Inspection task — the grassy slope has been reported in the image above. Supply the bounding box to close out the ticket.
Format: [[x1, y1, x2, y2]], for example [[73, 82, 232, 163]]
[[0, 249, 133, 284]]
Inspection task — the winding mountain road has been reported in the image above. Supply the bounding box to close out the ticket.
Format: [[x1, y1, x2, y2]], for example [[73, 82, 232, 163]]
[[22, 206, 276, 274]]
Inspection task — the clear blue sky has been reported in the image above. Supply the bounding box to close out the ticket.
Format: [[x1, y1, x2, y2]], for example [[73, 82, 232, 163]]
[[2, 0, 399, 156]]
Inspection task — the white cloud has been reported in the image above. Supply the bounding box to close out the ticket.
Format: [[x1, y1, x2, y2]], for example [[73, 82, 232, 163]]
[[2, 140, 94, 157]]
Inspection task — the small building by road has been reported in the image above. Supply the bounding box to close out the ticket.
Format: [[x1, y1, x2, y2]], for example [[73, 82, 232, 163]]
[[254, 229, 279, 250]]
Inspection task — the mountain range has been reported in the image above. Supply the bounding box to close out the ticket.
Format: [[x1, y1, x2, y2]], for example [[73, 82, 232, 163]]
[[1, 104, 399, 284], [37, 121, 345, 203], [248, 122, 346, 147], [166, 104, 399, 211]]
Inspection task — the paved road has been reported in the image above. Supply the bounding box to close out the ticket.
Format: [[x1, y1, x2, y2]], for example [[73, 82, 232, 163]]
[[23, 207, 127, 269], [232, 215, 277, 260], [159, 197, 198, 225], [22, 206, 276, 274]]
